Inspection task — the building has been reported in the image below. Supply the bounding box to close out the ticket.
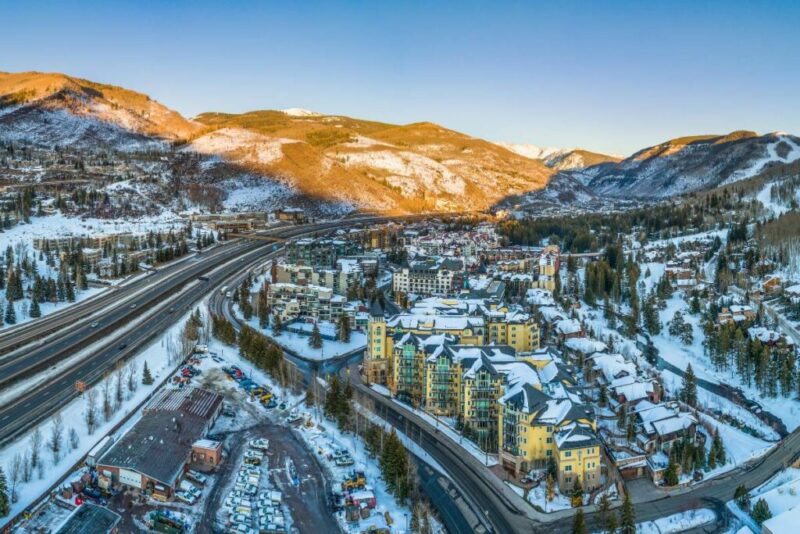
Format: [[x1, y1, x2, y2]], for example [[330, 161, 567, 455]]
[[498, 387, 600, 491], [274, 260, 363, 295], [267, 282, 346, 322], [285, 237, 361, 269], [96, 388, 223, 501], [392, 257, 464, 296]]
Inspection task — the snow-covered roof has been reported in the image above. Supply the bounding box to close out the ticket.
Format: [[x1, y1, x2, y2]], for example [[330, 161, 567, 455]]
[[555, 319, 582, 335], [612, 379, 655, 402], [565, 337, 607, 355], [554, 422, 599, 450], [591, 353, 636, 383]]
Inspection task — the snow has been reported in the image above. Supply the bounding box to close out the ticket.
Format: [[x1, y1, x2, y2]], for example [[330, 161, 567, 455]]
[[280, 108, 322, 117], [0, 308, 197, 528], [757, 182, 792, 217], [526, 483, 580, 512], [183, 127, 297, 165], [244, 316, 367, 361], [724, 134, 800, 186], [631, 508, 715, 534]]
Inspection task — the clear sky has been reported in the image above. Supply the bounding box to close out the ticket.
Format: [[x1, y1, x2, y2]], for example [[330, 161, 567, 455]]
[[2, 0, 799, 155]]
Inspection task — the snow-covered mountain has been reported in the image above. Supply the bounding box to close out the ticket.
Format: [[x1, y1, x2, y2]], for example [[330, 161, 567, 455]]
[[583, 131, 800, 198], [496, 142, 621, 171]]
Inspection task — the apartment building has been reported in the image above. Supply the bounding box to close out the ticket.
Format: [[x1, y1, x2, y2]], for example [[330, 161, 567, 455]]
[[273, 259, 363, 295], [285, 237, 361, 269], [392, 257, 464, 296], [267, 282, 346, 322]]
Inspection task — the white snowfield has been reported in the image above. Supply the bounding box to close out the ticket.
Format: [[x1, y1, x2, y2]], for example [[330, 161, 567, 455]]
[[183, 127, 297, 165], [280, 107, 322, 117]]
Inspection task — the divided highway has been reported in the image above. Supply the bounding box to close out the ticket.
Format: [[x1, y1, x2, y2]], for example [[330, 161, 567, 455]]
[[0, 216, 415, 447]]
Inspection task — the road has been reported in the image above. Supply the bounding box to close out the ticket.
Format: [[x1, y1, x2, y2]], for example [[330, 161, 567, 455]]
[[0, 215, 421, 447]]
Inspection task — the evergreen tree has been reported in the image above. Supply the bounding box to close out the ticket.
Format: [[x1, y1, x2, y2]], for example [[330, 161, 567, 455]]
[[712, 428, 726, 465], [681, 364, 698, 407], [734, 484, 751, 511], [597, 494, 613, 534], [0, 466, 8, 517], [379, 430, 411, 502], [309, 322, 323, 349], [272, 313, 283, 336], [141, 361, 154, 385], [4, 302, 15, 325], [29, 297, 41, 318], [619, 491, 636, 534], [643, 293, 661, 335], [664, 453, 679, 486], [336, 314, 351, 343], [571, 508, 587, 534], [751, 498, 772, 525], [617, 405, 627, 430]]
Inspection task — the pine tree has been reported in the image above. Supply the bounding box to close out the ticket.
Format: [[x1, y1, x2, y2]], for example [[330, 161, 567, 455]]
[[617, 405, 627, 430], [272, 313, 283, 336], [751, 498, 772, 525], [29, 297, 41, 318], [681, 364, 697, 407], [309, 322, 323, 349], [664, 453, 679, 486], [598, 494, 611, 533], [4, 302, 15, 325], [712, 428, 726, 465], [643, 293, 661, 335], [0, 466, 9, 517], [734, 484, 751, 510], [337, 314, 351, 343], [141, 361, 154, 385], [620, 491, 636, 534], [571, 508, 587, 534]]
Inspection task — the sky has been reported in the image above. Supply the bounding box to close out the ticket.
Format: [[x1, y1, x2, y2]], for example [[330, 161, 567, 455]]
[[1, 0, 799, 156]]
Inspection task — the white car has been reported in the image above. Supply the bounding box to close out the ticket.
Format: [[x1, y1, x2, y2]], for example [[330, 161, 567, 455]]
[[186, 470, 208, 485], [249, 438, 270, 451], [229, 513, 251, 526]]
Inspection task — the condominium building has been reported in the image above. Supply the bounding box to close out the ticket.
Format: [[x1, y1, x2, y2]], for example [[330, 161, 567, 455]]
[[392, 257, 464, 296]]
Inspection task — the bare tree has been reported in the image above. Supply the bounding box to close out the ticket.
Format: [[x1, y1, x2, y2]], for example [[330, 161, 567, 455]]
[[102, 377, 113, 421], [21, 451, 31, 483], [37, 460, 44, 480], [68, 427, 79, 450], [126, 361, 138, 395], [48, 413, 64, 463], [7, 453, 22, 503], [29, 427, 42, 470], [115, 367, 125, 408], [85, 389, 99, 434]]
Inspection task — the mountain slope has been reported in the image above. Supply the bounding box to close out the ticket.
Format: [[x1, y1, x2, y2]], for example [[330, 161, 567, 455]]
[[497, 142, 621, 170], [190, 113, 554, 212], [584, 131, 800, 198], [0, 71, 201, 149]]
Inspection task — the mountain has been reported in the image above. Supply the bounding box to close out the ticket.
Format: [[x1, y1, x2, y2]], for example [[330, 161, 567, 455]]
[[582, 131, 800, 198], [0, 71, 553, 213], [0, 72, 201, 150], [497, 142, 621, 171], [188, 112, 553, 212]]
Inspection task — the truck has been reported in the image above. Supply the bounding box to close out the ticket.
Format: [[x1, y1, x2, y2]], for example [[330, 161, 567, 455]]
[[220, 285, 228, 296]]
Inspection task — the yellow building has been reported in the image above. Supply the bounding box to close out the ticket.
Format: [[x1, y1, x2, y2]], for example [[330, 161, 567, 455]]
[[365, 313, 390, 385], [498, 387, 600, 491], [390, 332, 432, 407], [484, 309, 540, 352]]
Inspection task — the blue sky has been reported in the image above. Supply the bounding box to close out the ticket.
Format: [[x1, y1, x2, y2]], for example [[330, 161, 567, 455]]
[[1, 0, 798, 155]]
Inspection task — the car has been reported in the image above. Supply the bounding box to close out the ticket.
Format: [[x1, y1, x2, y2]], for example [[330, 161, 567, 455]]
[[229, 513, 250, 526], [175, 490, 198, 504], [90, 322, 99, 328], [249, 438, 269, 451], [118, 343, 128, 350], [129, 303, 137, 308], [186, 470, 208, 485]]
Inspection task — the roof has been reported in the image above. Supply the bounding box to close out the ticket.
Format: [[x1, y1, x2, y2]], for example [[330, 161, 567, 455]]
[[554, 422, 599, 450], [98, 388, 222, 487], [55, 504, 121, 534]]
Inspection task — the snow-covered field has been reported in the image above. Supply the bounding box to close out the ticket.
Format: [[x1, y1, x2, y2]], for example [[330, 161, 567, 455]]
[[631, 508, 715, 534]]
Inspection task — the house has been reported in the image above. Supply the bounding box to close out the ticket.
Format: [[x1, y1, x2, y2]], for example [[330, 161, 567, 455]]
[[785, 284, 800, 305], [555, 318, 583, 341]]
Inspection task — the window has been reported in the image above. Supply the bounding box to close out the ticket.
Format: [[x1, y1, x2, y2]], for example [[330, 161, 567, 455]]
[[565, 451, 572, 457], [546, 437, 552, 444], [546, 426, 553, 432], [565, 465, 572, 472], [546, 450, 552, 457]]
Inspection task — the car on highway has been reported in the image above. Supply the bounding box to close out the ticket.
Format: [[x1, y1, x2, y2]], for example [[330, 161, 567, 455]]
[[118, 343, 128, 350], [90, 322, 99, 328], [129, 303, 137, 309]]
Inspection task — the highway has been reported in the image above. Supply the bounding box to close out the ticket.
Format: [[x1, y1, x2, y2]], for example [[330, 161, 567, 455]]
[[0, 215, 417, 447]]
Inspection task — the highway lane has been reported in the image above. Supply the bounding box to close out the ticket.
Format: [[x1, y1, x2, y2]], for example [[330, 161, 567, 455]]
[[0, 240, 252, 356]]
